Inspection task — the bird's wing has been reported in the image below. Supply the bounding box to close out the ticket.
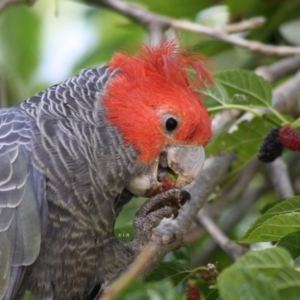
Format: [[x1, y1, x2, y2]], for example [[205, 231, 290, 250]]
[[0, 109, 47, 300]]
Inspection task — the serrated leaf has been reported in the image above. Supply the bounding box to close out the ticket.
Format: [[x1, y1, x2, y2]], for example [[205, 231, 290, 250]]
[[146, 261, 189, 285], [203, 82, 229, 108], [273, 268, 300, 299], [235, 247, 293, 270], [278, 231, 300, 260], [215, 69, 272, 107], [217, 248, 293, 300], [240, 213, 300, 243], [217, 267, 281, 300], [163, 244, 191, 269], [242, 197, 300, 240]]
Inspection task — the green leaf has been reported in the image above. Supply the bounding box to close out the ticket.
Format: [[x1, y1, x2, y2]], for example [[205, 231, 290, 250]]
[[116, 278, 180, 300], [215, 69, 272, 107], [217, 267, 281, 300], [278, 231, 300, 260], [163, 244, 191, 269], [242, 197, 300, 241], [146, 262, 189, 285], [217, 248, 293, 300], [207, 116, 273, 163], [273, 268, 300, 299], [203, 82, 229, 108], [240, 213, 300, 243], [146, 244, 191, 292], [234, 247, 293, 271]]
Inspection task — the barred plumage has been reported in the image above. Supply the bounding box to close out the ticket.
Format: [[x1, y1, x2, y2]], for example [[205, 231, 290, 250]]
[[0, 42, 213, 299], [0, 66, 142, 300]]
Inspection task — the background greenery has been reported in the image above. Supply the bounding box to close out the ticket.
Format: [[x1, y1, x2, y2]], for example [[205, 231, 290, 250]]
[[1, 0, 300, 299]]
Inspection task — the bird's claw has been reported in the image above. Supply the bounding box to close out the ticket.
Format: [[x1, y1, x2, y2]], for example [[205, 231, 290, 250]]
[[132, 189, 190, 247]]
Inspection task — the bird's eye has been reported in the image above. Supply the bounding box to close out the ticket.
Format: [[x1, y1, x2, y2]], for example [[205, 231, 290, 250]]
[[165, 117, 178, 132]]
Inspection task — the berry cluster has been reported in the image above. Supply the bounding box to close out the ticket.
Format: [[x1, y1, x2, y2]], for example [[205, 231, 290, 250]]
[[258, 125, 300, 163]]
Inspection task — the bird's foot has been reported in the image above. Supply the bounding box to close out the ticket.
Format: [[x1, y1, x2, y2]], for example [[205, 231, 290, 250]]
[[131, 188, 190, 249]]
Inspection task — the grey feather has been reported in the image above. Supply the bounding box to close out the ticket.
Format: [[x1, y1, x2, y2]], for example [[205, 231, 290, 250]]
[[0, 65, 142, 299], [0, 110, 46, 299]]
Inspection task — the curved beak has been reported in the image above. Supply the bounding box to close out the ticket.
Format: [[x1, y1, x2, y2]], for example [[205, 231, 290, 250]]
[[165, 145, 205, 187], [126, 145, 205, 197]]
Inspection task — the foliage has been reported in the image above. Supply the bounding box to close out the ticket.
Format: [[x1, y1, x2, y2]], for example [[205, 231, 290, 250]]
[[2, 0, 300, 299]]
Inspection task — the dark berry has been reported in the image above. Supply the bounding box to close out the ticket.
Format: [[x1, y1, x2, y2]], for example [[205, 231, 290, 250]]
[[279, 125, 300, 151], [258, 128, 283, 163]]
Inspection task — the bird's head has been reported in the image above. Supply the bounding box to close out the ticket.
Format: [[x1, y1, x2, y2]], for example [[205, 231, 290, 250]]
[[102, 40, 213, 197]]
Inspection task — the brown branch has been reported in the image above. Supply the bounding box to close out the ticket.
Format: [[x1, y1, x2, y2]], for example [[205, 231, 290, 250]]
[[223, 17, 266, 33], [272, 69, 300, 114], [193, 185, 268, 266], [217, 159, 262, 208], [195, 208, 248, 261], [256, 55, 300, 83], [101, 244, 158, 300], [212, 109, 242, 135], [91, 0, 170, 26], [265, 158, 294, 199], [88, 0, 300, 56], [171, 20, 300, 56]]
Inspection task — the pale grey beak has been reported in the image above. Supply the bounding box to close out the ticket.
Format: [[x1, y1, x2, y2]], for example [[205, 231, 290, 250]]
[[126, 145, 205, 197], [166, 145, 205, 187]]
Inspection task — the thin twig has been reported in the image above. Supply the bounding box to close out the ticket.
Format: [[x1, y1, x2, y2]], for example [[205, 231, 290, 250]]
[[196, 208, 248, 261], [89, 0, 300, 56], [272, 70, 300, 114], [193, 185, 268, 265], [216, 159, 261, 209], [101, 244, 158, 300], [223, 17, 266, 33], [171, 20, 300, 56], [265, 158, 294, 199], [256, 55, 300, 83], [212, 109, 242, 135]]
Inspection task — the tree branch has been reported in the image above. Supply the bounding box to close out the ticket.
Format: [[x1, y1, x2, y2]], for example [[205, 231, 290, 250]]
[[101, 244, 159, 300], [256, 55, 300, 83], [272, 69, 300, 114], [88, 0, 300, 56], [193, 185, 268, 265], [195, 208, 248, 261], [265, 158, 294, 199], [223, 17, 266, 33]]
